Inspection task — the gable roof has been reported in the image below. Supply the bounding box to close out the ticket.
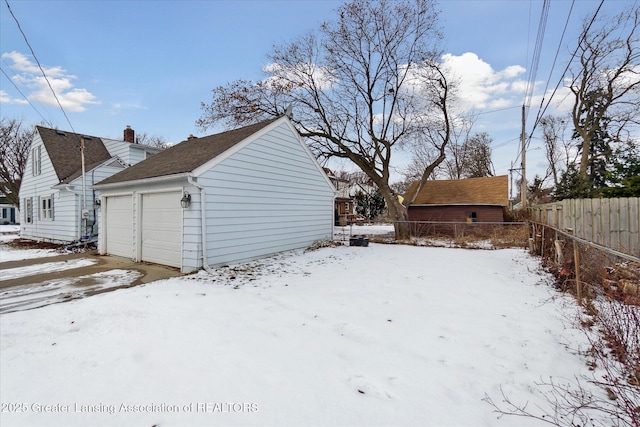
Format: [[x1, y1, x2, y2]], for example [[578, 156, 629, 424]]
[[96, 117, 280, 186], [37, 126, 111, 184], [406, 175, 509, 206]]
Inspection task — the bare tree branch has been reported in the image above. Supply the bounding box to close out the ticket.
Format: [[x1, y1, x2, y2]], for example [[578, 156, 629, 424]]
[[198, 0, 448, 239], [0, 118, 35, 208]]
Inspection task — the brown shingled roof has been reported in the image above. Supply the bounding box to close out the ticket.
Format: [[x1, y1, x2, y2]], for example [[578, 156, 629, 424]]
[[406, 175, 509, 206], [97, 118, 279, 186], [37, 126, 111, 184]]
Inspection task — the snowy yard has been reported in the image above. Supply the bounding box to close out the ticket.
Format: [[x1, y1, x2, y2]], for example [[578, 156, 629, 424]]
[[0, 226, 602, 426]]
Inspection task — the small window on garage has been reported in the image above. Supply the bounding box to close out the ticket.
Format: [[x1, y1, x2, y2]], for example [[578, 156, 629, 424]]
[[466, 212, 477, 223]]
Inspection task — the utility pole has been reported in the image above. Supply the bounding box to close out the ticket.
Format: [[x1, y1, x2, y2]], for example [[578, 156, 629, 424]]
[[81, 136, 88, 240], [520, 104, 527, 210]]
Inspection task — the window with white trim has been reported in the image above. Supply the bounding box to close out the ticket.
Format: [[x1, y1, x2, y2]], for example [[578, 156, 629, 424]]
[[24, 198, 33, 224], [32, 146, 41, 176], [40, 195, 53, 220]]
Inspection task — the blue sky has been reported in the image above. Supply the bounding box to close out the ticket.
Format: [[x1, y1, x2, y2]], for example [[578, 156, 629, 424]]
[[1, 0, 636, 186]]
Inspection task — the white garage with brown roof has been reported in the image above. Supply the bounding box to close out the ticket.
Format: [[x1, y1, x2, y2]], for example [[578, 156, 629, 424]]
[[94, 116, 335, 273]]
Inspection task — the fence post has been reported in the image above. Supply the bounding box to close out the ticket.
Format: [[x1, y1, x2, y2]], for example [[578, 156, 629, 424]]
[[568, 228, 582, 304]]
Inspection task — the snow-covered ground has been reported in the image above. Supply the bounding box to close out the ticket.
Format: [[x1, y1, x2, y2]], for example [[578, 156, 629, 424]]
[[0, 237, 602, 427], [0, 224, 61, 262]]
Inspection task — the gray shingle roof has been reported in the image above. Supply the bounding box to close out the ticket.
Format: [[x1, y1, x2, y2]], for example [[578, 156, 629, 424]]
[[406, 175, 509, 206], [96, 118, 279, 186], [37, 126, 111, 184]]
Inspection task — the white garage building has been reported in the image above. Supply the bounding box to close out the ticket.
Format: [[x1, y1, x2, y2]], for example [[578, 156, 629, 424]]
[[94, 116, 335, 273]]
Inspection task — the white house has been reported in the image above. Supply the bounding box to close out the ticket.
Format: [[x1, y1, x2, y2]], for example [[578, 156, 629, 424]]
[[94, 116, 335, 273], [19, 126, 162, 243]]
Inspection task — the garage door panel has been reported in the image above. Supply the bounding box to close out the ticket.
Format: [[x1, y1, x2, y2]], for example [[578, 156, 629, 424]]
[[105, 195, 133, 258], [141, 192, 182, 268]]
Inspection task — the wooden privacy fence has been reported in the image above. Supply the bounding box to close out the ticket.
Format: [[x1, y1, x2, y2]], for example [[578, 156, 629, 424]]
[[529, 197, 639, 257]]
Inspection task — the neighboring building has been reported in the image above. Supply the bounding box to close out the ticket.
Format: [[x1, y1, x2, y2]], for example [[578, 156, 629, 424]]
[[18, 126, 162, 243], [323, 168, 359, 225], [406, 175, 509, 231], [94, 116, 335, 273], [0, 188, 18, 224]]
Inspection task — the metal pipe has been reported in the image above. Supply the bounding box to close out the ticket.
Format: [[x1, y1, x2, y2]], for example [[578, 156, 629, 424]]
[[187, 176, 215, 274]]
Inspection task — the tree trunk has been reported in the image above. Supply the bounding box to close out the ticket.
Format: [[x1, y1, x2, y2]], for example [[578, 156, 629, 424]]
[[378, 184, 410, 240], [578, 133, 591, 180]]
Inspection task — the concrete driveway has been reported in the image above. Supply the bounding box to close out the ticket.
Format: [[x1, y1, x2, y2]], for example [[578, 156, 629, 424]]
[[0, 250, 184, 314]]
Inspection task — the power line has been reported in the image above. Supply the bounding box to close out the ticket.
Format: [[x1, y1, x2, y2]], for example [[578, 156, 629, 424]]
[[527, 0, 605, 138], [523, 0, 550, 114], [475, 106, 521, 116], [529, 0, 575, 131], [0, 66, 53, 127], [3, 0, 75, 133]]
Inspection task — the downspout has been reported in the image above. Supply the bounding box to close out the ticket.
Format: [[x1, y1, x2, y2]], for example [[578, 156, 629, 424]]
[[187, 176, 215, 274]]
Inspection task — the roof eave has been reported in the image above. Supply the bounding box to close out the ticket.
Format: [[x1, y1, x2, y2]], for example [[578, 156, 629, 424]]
[[94, 172, 192, 190]]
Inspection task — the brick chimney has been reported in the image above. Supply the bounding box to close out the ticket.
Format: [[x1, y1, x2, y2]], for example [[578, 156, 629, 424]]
[[124, 125, 135, 143]]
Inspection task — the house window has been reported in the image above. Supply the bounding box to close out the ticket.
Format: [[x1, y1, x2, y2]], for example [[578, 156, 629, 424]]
[[40, 195, 53, 220], [467, 212, 477, 223], [1, 208, 6, 219], [32, 146, 41, 176], [344, 201, 350, 212], [24, 198, 33, 224]]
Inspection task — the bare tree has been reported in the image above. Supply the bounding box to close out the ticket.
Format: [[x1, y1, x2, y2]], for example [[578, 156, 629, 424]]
[[0, 118, 35, 208], [135, 132, 171, 149], [441, 118, 475, 179], [460, 132, 495, 178], [403, 116, 473, 181], [407, 125, 494, 180], [570, 4, 640, 180], [198, 0, 451, 240], [540, 115, 574, 187]]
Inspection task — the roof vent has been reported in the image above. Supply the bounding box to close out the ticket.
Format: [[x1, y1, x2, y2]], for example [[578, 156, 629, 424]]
[[56, 130, 66, 136], [187, 134, 197, 140]]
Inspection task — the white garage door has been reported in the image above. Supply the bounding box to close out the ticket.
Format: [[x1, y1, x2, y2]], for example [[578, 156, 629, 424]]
[[105, 195, 133, 258], [140, 192, 182, 268]]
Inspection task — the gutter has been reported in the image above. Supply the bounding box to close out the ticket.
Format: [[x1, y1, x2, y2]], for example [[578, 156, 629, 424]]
[[94, 172, 192, 190], [187, 176, 215, 274]]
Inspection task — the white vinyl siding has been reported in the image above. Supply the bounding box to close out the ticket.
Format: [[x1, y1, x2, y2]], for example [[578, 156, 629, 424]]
[[200, 121, 333, 268], [18, 129, 135, 243], [103, 139, 161, 166], [20, 132, 70, 242], [97, 117, 333, 273]]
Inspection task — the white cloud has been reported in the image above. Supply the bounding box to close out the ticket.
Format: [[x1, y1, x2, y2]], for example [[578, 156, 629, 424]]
[[441, 52, 530, 112], [1, 51, 98, 112], [0, 90, 10, 103]]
